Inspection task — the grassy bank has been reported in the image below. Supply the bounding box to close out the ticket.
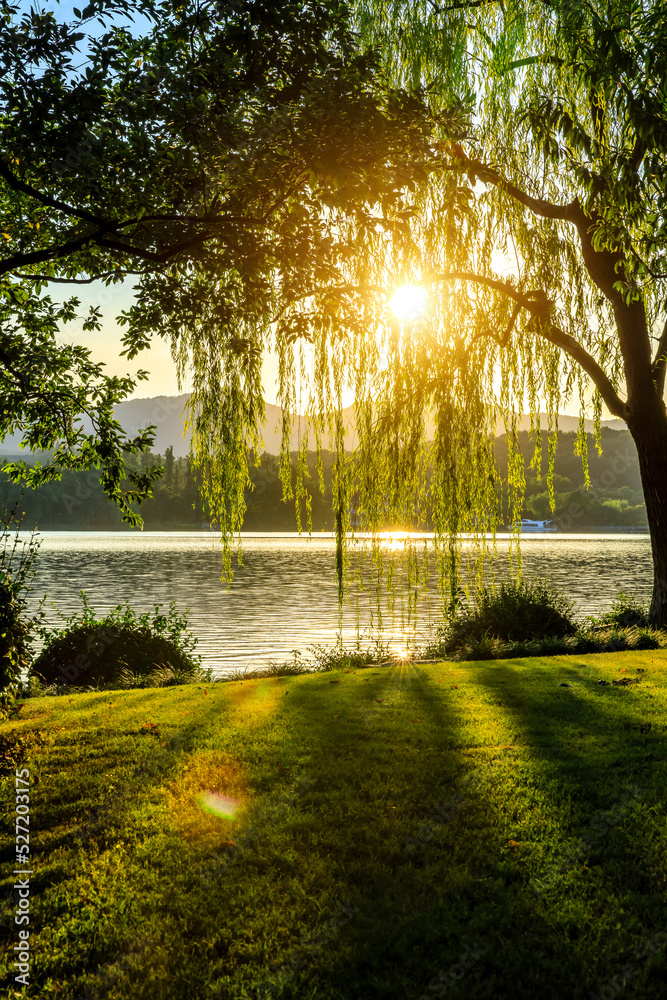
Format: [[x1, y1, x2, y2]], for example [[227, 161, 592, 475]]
[[2, 652, 667, 999]]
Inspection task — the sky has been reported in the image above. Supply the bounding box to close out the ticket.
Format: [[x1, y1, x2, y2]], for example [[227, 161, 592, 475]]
[[61, 279, 289, 404]]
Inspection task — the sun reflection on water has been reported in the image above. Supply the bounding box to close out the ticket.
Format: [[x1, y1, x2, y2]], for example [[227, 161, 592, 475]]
[[377, 530, 415, 552]]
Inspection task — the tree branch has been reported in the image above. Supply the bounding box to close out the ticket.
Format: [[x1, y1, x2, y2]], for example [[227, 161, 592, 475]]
[[12, 270, 153, 284], [270, 270, 627, 417], [114, 212, 270, 229], [425, 271, 627, 419], [533, 321, 627, 419], [95, 233, 212, 262], [426, 270, 535, 302], [0, 235, 93, 276], [474, 166, 580, 220], [428, 0, 503, 11], [2, 229, 214, 277], [446, 147, 581, 222], [0, 157, 113, 228]]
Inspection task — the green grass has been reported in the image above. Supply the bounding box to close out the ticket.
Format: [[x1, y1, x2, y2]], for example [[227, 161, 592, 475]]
[[2, 651, 667, 999]]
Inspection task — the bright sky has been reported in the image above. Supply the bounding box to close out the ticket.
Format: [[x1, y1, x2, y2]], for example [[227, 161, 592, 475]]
[[61, 279, 288, 404]]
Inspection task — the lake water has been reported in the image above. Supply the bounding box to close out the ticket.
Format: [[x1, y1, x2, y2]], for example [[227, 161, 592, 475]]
[[22, 531, 654, 677]]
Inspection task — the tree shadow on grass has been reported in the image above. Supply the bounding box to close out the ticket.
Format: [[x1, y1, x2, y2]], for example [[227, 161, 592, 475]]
[[206, 657, 667, 1000], [0, 687, 254, 951], [5, 661, 667, 1000], [345, 655, 667, 1000]]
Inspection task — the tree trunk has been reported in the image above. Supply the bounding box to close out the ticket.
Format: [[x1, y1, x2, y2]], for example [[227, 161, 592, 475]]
[[628, 412, 667, 626]]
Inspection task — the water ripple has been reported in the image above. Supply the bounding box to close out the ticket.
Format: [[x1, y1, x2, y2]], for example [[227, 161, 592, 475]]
[[24, 531, 653, 676]]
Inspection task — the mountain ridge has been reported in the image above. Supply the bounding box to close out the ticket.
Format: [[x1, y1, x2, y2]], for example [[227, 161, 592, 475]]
[[0, 392, 626, 458]]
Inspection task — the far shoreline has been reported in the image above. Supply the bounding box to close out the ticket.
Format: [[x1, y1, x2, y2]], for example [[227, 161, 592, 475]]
[[17, 527, 651, 537]]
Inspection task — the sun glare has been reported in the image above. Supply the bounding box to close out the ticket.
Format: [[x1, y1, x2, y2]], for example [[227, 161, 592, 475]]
[[389, 284, 427, 321]]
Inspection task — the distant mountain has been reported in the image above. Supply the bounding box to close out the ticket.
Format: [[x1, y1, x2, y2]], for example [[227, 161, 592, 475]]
[[495, 413, 625, 436], [111, 395, 360, 457], [0, 392, 626, 459]]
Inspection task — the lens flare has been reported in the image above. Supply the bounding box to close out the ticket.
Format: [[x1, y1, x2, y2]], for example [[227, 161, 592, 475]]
[[197, 792, 241, 820], [389, 284, 427, 320]]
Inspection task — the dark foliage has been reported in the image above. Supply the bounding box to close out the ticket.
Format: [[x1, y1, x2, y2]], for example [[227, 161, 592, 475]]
[[423, 584, 666, 662], [0, 503, 40, 703], [439, 581, 576, 655], [588, 593, 650, 630], [0, 580, 33, 693], [32, 597, 204, 689]]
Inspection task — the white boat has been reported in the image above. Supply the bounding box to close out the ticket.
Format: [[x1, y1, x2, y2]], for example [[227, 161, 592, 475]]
[[510, 519, 558, 532]]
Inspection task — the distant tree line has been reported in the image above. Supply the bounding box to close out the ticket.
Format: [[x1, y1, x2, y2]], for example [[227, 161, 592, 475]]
[[495, 429, 647, 529], [0, 428, 648, 532], [0, 448, 338, 531]]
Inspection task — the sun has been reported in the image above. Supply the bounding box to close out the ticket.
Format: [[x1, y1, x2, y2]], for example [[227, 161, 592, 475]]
[[389, 284, 427, 321]]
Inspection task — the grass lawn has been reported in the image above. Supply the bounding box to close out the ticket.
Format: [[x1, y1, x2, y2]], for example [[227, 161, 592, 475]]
[[2, 651, 667, 999]]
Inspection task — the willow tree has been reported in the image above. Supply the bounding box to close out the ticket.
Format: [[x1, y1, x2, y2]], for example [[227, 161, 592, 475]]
[[306, 0, 667, 623], [12, 0, 667, 627]]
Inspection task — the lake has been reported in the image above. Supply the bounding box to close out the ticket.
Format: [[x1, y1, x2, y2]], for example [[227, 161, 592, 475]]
[[22, 531, 654, 676]]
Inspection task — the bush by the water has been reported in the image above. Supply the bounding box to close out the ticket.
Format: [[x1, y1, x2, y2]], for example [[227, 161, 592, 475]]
[[588, 592, 650, 629], [31, 595, 207, 691], [446, 624, 665, 661], [429, 580, 576, 658], [423, 584, 667, 662]]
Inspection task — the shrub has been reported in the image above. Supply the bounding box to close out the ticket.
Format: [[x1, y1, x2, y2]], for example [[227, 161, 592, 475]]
[[229, 652, 312, 680], [429, 580, 576, 657], [420, 586, 667, 663], [589, 593, 650, 629], [309, 637, 393, 672], [225, 637, 394, 681], [31, 594, 207, 690], [633, 627, 662, 651], [533, 636, 571, 657], [0, 504, 41, 706], [457, 633, 499, 661]]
